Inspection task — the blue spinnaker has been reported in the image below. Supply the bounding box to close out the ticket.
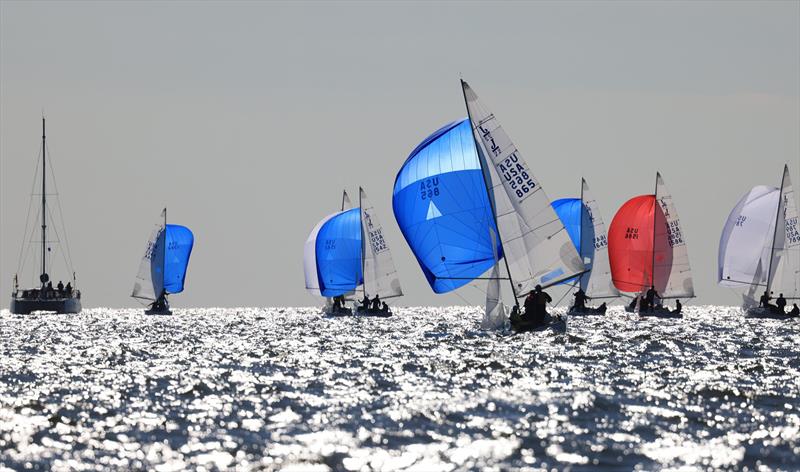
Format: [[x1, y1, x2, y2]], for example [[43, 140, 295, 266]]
[[151, 224, 194, 295], [551, 198, 595, 287], [393, 118, 502, 293], [314, 208, 364, 297]]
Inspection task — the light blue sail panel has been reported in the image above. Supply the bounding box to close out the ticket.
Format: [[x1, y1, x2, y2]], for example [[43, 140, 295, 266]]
[[151, 224, 194, 295], [393, 118, 502, 293], [552, 198, 595, 287], [316, 208, 364, 297]]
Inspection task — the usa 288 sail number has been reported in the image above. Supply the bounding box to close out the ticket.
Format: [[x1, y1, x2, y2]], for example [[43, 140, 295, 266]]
[[497, 153, 535, 199]]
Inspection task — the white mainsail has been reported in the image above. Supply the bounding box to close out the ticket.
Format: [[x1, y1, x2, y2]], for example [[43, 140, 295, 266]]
[[131, 209, 165, 301], [462, 80, 584, 296], [360, 187, 403, 299], [580, 179, 620, 299], [718, 185, 778, 289], [653, 173, 694, 298], [767, 166, 800, 299]]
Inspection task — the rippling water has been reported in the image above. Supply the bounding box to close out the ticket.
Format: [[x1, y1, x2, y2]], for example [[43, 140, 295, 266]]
[[0, 306, 798, 471]]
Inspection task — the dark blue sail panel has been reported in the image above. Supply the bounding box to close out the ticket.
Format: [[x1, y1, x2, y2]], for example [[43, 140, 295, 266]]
[[150, 224, 194, 295], [315, 208, 364, 297], [393, 119, 502, 293], [552, 198, 595, 286]]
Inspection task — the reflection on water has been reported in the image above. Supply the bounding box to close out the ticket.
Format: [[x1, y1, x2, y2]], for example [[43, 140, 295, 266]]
[[0, 306, 798, 470]]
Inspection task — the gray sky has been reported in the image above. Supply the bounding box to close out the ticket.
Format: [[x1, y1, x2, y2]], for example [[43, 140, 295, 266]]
[[1, 1, 798, 308]]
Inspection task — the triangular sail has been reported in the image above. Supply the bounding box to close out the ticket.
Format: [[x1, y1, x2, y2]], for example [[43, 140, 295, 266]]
[[653, 173, 694, 298], [342, 190, 352, 211], [718, 185, 778, 289], [132, 209, 166, 301], [482, 228, 507, 330], [581, 179, 620, 298], [360, 187, 403, 299], [768, 166, 800, 298], [462, 80, 584, 295]]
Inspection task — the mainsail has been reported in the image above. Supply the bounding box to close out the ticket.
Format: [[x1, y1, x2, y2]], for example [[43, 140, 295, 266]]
[[462, 80, 584, 295], [132, 209, 166, 301], [360, 187, 403, 299], [767, 166, 800, 299], [608, 173, 694, 298], [551, 180, 619, 298]]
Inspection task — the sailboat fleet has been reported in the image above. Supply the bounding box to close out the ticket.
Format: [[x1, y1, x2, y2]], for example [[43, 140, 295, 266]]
[[7, 82, 800, 325]]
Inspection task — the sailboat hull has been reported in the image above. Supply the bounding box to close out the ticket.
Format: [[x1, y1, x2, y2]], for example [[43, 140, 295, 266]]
[[10, 297, 81, 315], [745, 307, 796, 319]]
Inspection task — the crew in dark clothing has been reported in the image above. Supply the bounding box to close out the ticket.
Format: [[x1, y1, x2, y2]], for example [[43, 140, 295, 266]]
[[759, 290, 772, 308], [523, 291, 536, 320], [789, 304, 800, 317], [628, 297, 638, 311], [371, 295, 381, 311], [332, 297, 342, 312], [57, 281, 64, 294], [776, 293, 787, 314], [361, 295, 370, 311], [381, 302, 389, 313], [573, 289, 590, 310], [532, 285, 551, 326], [65, 282, 72, 296], [673, 299, 682, 314], [639, 295, 649, 312], [645, 286, 659, 312]]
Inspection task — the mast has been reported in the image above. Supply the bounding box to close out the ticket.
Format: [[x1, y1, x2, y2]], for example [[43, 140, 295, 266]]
[[460, 79, 519, 307], [651, 172, 659, 292], [359, 187, 366, 300], [162, 207, 167, 299], [41, 117, 47, 286], [765, 166, 787, 295], [579, 178, 586, 290]]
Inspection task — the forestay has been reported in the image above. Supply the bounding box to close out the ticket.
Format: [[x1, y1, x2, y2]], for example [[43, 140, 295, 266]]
[[360, 188, 403, 299], [462, 80, 584, 295]]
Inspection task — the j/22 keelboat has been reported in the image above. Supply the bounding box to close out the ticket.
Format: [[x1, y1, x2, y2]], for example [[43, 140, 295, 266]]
[[10, 118, 82, 314], [131, 208, 194, 315], [304, 187, 403, 317]]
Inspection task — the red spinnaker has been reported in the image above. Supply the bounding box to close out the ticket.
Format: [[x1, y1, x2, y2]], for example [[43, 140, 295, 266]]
[[608, 195, 672, 293]]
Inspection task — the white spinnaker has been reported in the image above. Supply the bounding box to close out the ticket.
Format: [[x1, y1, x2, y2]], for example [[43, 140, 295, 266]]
[[360, 188, 403, 299], [462, 81, 584, 295], [131, 209, 165, 301], [653, 173, 694, 298], [581, 179, 620, 298], [304, 212, 338, 297], [482, 228, 507, 330], [718, 185, 778, 289], [768, 166, 800, 299]]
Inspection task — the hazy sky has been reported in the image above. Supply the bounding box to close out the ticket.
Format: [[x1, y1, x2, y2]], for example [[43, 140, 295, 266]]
[[1, 1, 798, 308]]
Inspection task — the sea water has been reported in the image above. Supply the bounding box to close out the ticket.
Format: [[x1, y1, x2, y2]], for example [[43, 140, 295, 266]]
[[0, 307, 797, 471]]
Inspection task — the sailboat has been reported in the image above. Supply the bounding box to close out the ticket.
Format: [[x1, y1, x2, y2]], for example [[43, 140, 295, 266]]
[[551, 178, 620, 315], [304, 187, 403, 316], [392, 81, 585, 332], [718, 165, 799, 317], [608, 172, 694, 317], [131, 208, 194, 315], [10, 118, 82, 314]]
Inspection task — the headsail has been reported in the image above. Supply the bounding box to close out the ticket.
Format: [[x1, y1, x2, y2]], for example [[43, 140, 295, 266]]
[[482, 228, 507, 330], [304, 208, 364, 297], [767, 166, 800, 298], [392, 119, 502, 293], [360, 187, 403, 298], [132, 209, 166, 301], [718, 185, 778, 288], [462, 80, 584, 294]]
